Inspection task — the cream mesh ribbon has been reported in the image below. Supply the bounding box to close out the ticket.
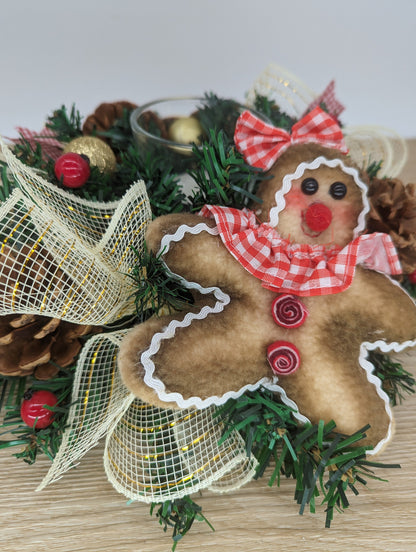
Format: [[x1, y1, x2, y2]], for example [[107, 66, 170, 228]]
[[38, 330, 257, 501], [0, 137, 151, 324], [344, 125, 408, 179], [246, 62, 316, 119], [246, 63, 408, 178], [0, 138, 257, 500]]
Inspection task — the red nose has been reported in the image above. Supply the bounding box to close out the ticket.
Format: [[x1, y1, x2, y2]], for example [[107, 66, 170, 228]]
[[303, 203, 332, 233]]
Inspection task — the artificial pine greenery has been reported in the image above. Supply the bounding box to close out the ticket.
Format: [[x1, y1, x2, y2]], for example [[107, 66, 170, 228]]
[[273, 421, 397, 528], [97, 106, 135, 153], [197, 92, 242, 141], [129, 244, 193, 322], [12, 135, 57, 172], [189, 128, 265, 212], [45, 104, 83, 142], [216, 389, 298, 479], [120, 147, 188, 216], [370, 350, 416, 406], [0, 163, 15, 202], [366, 160, 383, 179], [215, 388, 399, 528], [252, 94, 297, 130], [150, 496, 214, 551]]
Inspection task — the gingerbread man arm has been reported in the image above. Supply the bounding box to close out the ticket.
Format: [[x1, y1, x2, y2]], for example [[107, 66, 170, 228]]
[[145, 212, 255, 293], [276, 267, 416, 450], [119, 212, 277, 409]]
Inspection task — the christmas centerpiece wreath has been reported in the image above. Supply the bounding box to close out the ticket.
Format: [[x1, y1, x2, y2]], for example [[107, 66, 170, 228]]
[[1, 64, 416, 549]]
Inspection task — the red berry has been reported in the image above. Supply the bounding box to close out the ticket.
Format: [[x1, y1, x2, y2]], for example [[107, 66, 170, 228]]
[[20, 389, 58, 429], [54, 152, 90, 188], [408, 270, 416, 284], [267, 340, 301, 376]]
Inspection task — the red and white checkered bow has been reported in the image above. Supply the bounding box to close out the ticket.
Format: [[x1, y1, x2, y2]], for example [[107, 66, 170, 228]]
[[234, 106, 348, 171]]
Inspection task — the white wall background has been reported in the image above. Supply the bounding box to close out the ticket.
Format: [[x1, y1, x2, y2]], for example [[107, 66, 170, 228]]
[[1, 0, 415, 138]]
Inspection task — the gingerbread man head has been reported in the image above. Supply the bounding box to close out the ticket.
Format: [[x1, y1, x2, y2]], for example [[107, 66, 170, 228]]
[[254, 143, 366, 247]]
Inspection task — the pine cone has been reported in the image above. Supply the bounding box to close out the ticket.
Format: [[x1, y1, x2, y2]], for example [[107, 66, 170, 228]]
[[0, 243, 100, 379], [82, 101, 137, 135], [0, 313, 96, 379], [366, 178, 416, 273], [0, 243, 69, 301]]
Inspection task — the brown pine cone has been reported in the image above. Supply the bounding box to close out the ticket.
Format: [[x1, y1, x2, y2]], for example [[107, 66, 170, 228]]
[[0, 313, 97, 379], [0, 243, 100, 379], [0, 243, 69, 309], [366, 178, 416, 273], [82, 101, 137, 135]]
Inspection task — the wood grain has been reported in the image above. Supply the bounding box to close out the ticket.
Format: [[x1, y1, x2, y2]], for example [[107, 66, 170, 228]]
[[1, 141, 415, 552]]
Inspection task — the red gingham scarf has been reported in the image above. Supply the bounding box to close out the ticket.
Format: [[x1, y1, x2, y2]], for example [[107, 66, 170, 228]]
[[200, 205, 402, 297], [234, 106, 348, 171]]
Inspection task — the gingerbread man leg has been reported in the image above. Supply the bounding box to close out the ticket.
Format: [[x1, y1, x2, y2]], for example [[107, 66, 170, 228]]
[[275, 268, 416, 449]]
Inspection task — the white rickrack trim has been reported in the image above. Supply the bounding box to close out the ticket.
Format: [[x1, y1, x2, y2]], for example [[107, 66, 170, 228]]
[[269, 156, 369, 239], [262, 380, 310, 424], [142, 222, 229, 407], [359, 338, 416, 456]]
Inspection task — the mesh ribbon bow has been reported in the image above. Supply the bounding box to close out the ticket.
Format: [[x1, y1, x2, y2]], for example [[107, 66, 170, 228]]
[[0, 138, 257, 503]]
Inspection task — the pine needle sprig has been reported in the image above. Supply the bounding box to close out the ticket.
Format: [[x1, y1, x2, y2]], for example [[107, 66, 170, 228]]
[[117, 146, 188, 216], [0, 162, 17, 202], [188, 129, 265, 212], [150, 496, 214, 551], [45, 104, 83, 142], [216, 389, 398, 527], [252, 94, 297, 130], [128, 245, 193, 321], [96, 107, 135, 153], [12, 135, 56, 173], [369, 350, 416, 406], [366, 160, 383, 179], [215, 389, 298, 479], [197, 92, 243, 141], [275, 421, 394, 527]]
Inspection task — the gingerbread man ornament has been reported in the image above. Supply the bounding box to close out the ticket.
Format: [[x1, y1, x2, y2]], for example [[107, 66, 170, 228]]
[[119, 108, 416, 452]]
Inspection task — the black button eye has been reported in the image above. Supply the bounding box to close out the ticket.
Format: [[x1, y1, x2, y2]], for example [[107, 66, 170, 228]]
[[301, 178, 319, 195], [329, 182, 347, 199]]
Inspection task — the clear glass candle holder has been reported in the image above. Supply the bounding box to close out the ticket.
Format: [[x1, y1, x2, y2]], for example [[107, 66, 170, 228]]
[[130, 97, 205, 172]]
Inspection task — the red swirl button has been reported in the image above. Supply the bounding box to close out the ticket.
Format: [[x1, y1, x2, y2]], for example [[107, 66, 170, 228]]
[[271, 294, 308, 328], [267, 340, 300, 376]]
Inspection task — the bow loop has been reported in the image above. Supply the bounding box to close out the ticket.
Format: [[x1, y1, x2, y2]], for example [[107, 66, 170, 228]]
[[234, 106, 348, 171]]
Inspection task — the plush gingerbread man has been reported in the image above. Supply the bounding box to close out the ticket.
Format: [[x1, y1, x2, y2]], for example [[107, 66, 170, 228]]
[[119, 108, 416, 452]]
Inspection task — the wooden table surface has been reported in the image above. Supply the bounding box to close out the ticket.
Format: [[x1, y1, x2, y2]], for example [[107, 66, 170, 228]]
[[1, 141, 415, 552]]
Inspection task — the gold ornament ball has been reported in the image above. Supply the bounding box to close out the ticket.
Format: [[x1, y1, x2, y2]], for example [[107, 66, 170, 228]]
[[168, 117, 203, 145], [63, 136, 117, 173]]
